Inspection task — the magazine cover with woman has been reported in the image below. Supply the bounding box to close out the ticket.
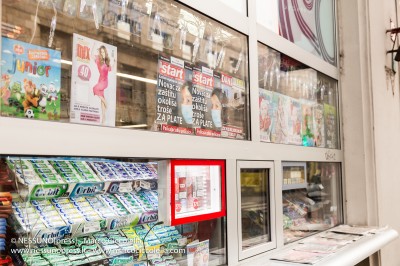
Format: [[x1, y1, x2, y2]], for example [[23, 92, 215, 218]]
[[70, 34, 117, 126]]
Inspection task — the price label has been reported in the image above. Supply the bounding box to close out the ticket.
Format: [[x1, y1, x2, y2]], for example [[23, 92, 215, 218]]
[[147, 251, 161, 260], [140, 180, 151, 190], [78, 64, 91, 81], [196, 190, 205, 197], [177, 237, 187, 246], [119, 182, 133, 193], [83, 221, 100, 234], [176, 202, 181, 212], [193, 198, 199, 209]]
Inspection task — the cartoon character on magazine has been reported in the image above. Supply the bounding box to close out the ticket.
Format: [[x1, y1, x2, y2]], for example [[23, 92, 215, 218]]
[[0, 74, 12, 105], [10, 81, 22, 101], [22, 78, 41, 112], [47, 82, 59, 107], [39, 84, 49, 113]]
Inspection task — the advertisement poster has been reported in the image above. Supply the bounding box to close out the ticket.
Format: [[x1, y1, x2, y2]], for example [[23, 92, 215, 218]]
[[70, 34, 117, 126], [155, 55, 193, 135], [301, 101, 315, 147], [271, 93, 289, 144], [313, 104, 325, 147], [187, 239, 210, 266], [220, 73, 246, 139], [192, 65, 217, 137], [324, 104, 337, 149], [0, 38, 61, 120], [259, 89, 275, 142], [287, 98, 302, 145]]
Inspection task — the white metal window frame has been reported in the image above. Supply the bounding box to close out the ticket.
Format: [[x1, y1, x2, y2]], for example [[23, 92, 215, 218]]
[[0, 0, 343, 265], [236, 160, 276, 260]]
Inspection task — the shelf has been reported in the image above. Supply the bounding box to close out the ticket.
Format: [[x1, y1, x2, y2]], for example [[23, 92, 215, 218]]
[[238, 226, 399, 266], [282, 183, 308, 191]]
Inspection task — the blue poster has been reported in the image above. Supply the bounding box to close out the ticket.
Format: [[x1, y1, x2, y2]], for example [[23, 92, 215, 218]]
[[1, 37, 61, 120]]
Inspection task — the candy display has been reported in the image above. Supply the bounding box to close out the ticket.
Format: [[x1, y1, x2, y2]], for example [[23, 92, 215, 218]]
[[114, 190, 158, 213], [86, 196, 117, 219], [12, 192, 159, 234], [52, 198, 101, 225], [8, 159, 157, 187], [89, 161, 158, 181], [93, 230, 134, 258], [97, 194, 131, 216], [49, 160, 100, 183], [12, 199, 67, 231], [7, 159, 65, 185], [18, 236, 107, 266]]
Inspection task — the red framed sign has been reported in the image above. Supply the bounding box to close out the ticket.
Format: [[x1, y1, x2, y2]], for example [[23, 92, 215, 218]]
[[170, 159, 226, 226]]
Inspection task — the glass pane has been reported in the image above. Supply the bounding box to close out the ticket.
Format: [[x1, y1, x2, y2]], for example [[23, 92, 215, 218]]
[[258, 42, 339, 149], [174, 165, 222, 219], [1, 0, 250, 140], [256, 0, 336, 66], [282, 162, 342, 244], [3, 155, 227, 265], [240, 168, 270, 250]]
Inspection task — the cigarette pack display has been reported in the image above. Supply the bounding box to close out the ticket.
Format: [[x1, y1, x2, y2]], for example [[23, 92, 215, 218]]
[[158, 160, 226, 226]]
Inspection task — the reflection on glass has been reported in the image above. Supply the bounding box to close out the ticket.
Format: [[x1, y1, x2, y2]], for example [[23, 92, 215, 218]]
[[2, 155, 227, 265], [1, 0, 249, 140], [240, 168, 270, 250], [175, 217, 227, 265], [282, 162, 341, 244], [258, 43, 339, 149], [256, 0, 336, 66]]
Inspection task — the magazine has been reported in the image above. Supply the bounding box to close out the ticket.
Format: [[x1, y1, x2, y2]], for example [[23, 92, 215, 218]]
[[192, 65, 218, 137], [0, 38, 61, 120], [324, 104, 337, 148], [70, 34, 117, 126], [259, 89, 275, 142], [301, 101, 315, 147], [219, 73, 246, 139], [287, 98, 302, 145], [271, 92, 289, 144], [319, 231, 363, 242], [329, 225, 378, 236], [313, 104, 325, 147], [270, 249, 325, 264], [155, 55, 193, 135], [186, 239, 209, 266], [293, 242, 345, 254]]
